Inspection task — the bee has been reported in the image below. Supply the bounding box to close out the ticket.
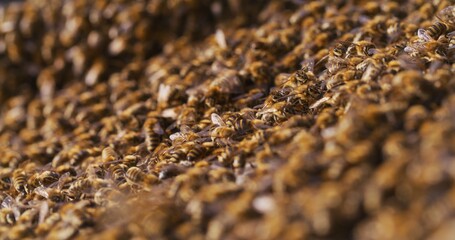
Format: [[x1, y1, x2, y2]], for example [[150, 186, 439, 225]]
[[391, 41, 407, 55], [119, 103, 148, 121], [122, 154, 140, 167], [359, 59, 382, 82], [0, 195, 19, 225], [332, 41, 350, 58], [108, 163, 128, 183], [325, 69, 358, 90], [6, 224, 33, 239], [65, 179, 98, 200], [187, 143, 206, 161], [35, 212, 61, 236], [418, 6, 455, 41], [208, 167, 236, 183], [27, 172, 41, 190], [194, 118, 213, 132], [404, 105, 428, 131], [102, 146, 119, 163], [12, 169, 28, 194], [143, 117, 164, 153], [216, 147, 235, 166], [211, 126, 235, 141], [125, 167, 159, 188], [69, 148, 91, 166], [354, 41, 377, 57], [228, 116, 252, 133], [17, 208, 38, 225], [386, 60, 401, 74], [54, 164, 77, 176], [94, 188, 122, 206], [166, 144, 192, 162], [38, 170, 60, 187], [34, 186, 65, 202], [326, 56, 348, 74], [119, 131, 144, 146], [211, 112, 236, 138], [158, 164, 186, 180], [282, 69, 316, 88], [209, 69, 243, 95]]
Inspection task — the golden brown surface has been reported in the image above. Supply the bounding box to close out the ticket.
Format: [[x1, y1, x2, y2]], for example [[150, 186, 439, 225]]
[[0, 0, 454, 239]]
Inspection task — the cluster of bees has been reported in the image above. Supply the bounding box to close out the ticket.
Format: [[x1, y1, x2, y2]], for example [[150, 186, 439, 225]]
[[0, 0, 454, 239]]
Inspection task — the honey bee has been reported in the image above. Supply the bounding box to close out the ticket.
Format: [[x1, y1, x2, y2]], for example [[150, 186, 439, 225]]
[[119, 103, 148, 121], [101, 146, 119, 163], [187, 143, 206, 161], [216, 147, 235, 166], [35, 212, 61, 236], [0, 195, 20, 225], [143, 117, 164, 153], [208, 167, 236, 183], [386, 60, 401, 74], [326, 56, 348, 74], [6, 224, 33, 239], [108, 163, 127, 183], [12, 169, 28, 194], [27, 172, 41, 190], [448, 31, 455, 50], [332, 41, 350, 58], [65, 179, 99, 200], [94, 187, 122, 206], [357, 40, 377, 55], [125, 167, 159, 189], [404, 105, 428, 131], [158, 164, 186, 180], [34, 186, 65, 202], [39, 170, 60, 186], [54, 164, 77, 176], [360, 59, 382, 82], [122, 154, 140, 167], [418, 6, 455, 41], [211, 126, 235, 141], [390, 41, 407, 55], [69, 149, 91, 166], [16, 207, 38, 225]]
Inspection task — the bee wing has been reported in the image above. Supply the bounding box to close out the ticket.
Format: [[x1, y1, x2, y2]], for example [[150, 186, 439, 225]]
[[315, 55, 329, 71], [34, 186, 49, 199], [1, 195, 15, 209], [417, 29, 431, 42], [180, 124, 191, 133], [215, 29, 227, 49], [169, 132, 185, 141], [39, 201, 49, 224], [211, 113, 226, 126], [233, 91, 262, 101], [310, 96, 331, 109], [157, 84, 172, 105], [436, 6, 455, 24], [153, 122, 164, 135], [300, 58, 315, 72]]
